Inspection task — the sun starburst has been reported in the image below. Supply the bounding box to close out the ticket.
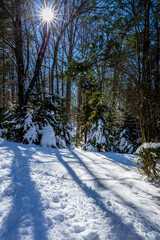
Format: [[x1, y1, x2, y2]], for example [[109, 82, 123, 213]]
[[35, 1, 60, 30], [41, 6, 54, 23]]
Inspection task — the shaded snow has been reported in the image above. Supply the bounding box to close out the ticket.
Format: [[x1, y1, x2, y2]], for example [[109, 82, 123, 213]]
[[0, 138, 160, 240]]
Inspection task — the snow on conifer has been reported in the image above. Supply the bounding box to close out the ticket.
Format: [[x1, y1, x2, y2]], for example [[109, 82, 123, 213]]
[[136, 142, 160, 154], [118, 128, 135, 154], [117, 115, 141, 154], [2, 95, 73, 149], [23, 111, 39, 144], [85, 119, 111, 151]]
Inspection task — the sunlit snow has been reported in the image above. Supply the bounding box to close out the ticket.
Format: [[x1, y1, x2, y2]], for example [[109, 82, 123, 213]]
[[0, 138, 160, 240]]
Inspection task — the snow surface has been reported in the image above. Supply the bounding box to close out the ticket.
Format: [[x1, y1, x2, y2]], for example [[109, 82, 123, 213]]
[[0, 138, 160, 240]]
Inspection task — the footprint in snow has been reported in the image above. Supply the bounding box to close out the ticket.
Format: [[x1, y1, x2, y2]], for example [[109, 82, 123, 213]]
[[54, 214, 65, 222], [61, 203, 67, 209], [107, 200, 112, 207], [21, 229, 29, 236], [46, 217, 53, 227], [69, 211, 76, 218], [83, 232, 100, 240], [73, 224, 86, 233], [52, 196, 60, 203]]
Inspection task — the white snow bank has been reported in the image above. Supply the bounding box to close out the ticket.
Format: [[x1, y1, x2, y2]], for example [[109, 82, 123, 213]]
[[136, 142, 160, 154], [40, 125, 57, 147]]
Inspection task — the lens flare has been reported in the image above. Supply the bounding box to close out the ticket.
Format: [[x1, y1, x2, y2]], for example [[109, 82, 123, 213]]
[[41, 6, 54, 23], [35, 1, 62, 32]]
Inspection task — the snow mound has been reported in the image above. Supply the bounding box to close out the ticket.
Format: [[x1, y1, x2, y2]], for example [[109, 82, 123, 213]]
[[136, 142, 160, 154], [40, 125, 57, 147]]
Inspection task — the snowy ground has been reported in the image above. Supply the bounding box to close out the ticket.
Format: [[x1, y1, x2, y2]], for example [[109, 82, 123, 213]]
[[0, 138, 160, 240]]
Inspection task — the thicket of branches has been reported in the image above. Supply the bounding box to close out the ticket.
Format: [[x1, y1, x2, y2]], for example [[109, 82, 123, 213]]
[[0, 0, 159, 146]]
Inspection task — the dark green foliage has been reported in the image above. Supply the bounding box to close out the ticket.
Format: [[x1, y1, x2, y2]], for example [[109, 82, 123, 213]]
[[0, 108, 5, 129], [4, 106, 26, 142], [27, 94, 57, 129], [67, 59, 112, 143], [117, 114, 141, 153], [51, 94, 67, 124], [124, 115, 141, 148], [0, 107, 7, 137], [136, 144, 160, 182]]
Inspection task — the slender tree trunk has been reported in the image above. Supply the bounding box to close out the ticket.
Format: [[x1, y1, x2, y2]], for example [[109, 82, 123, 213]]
[[76, 86, 82, 145], [2, 39, 6, 108], [155, 0, 160, 94], [24, 28, 51, 105], [13, 0, 25, 107], [11, 66, 15, 102], [112, 68, 119, 109], [56, 63, 59, 95], [66, 18, 74, 122]]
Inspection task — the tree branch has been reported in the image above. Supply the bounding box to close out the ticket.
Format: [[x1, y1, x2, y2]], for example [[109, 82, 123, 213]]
[[3, 36, 15, 51], [0, 48, 17, 67]]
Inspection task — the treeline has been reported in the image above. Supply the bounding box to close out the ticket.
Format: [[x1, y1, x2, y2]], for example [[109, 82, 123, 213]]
[[0, 0, 160, 147]]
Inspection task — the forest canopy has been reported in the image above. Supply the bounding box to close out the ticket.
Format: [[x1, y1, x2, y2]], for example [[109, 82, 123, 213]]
[[0, 0, 159, 150]]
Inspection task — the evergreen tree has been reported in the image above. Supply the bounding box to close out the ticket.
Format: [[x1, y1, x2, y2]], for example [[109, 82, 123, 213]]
[[117, 115, 141, 154], [85, 119, 111, 152], [3, 94, 73, 148]]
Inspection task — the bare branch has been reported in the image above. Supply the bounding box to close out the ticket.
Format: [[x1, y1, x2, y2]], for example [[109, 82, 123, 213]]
[[0, 48, 17, 67], [3, 36, 15, 51]]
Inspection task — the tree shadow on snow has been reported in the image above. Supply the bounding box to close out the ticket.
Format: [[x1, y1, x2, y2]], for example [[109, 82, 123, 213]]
[[70, 150, 107, 189], [54, 148, 144, 240], [0, 141, 48, 240], [95, 152, 136, 167], [68, 150, 160, 235]]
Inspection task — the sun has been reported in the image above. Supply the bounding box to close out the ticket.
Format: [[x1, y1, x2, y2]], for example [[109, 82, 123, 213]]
[[41, 6, 54, 23], [35, 1, 60, 31]]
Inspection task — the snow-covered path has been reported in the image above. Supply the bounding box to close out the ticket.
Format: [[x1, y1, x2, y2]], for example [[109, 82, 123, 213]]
[[0, 139, 160, 240]]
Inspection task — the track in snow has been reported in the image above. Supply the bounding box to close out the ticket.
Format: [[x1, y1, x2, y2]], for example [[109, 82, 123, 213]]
[[0, 139, 160, 240]]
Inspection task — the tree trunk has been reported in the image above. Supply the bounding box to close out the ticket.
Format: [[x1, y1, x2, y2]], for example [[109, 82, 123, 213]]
[[66, 17, 74, 122], [2, 39, 6, 108], [140, 0, 154, 142], [112, 68, 119, 109], [13, 0, 25, 107], [24, 29, 51, 105], [76, 87, 82, 145]]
